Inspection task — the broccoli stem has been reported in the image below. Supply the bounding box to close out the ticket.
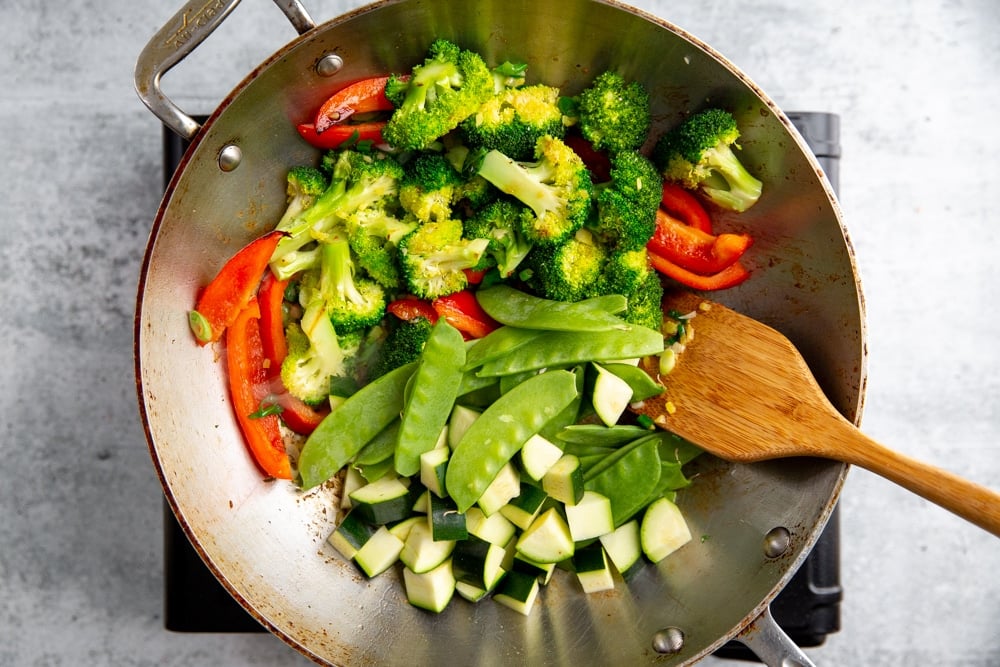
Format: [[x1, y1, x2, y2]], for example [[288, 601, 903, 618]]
[[477, 150, 561, 219], [701, 143, 763, 213], [321, 238, 367, 306]]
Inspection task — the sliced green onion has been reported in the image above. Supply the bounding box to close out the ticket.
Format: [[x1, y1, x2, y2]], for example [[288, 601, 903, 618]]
[[188, 310, 213, 343]]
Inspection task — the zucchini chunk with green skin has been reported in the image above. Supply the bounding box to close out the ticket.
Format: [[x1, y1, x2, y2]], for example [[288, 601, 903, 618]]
[[640, 496, 692, 563], [429, 493, 468, 541], [493, 569, 540, 616], [499, 483, 548, 530], [387, 515, 424, 542], [327, 509, 378, 560], [452, 536, 508, 592], [400, 521, 456, 573], [542, 454, 585, 505], [340, 465, 366, 509], [573, 543, 615, 593], [520, 434, 564, 481], [420, 446, 450, 498], [512, 553, 556, 585], [599, 519, 644, 580], [477, 462, 521, 516], [516, 507, 574, 563], [349, 476, 413, 525], [403, 559, 456, 613], [447, 404, 481, 448], [354, 525, 405, 578], [455, 580, 490, 603], [591, 363, 634, 426], [565, 490, 614, 542], [465, 507, 518, 546]]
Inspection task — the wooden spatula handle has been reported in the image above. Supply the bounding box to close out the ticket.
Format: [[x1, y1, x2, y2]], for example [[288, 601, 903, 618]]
[[831, 422, 1000, 537]]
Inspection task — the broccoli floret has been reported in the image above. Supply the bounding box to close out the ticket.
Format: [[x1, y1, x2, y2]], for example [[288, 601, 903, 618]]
[[572, 71, 651, 155], [591, 151, 663, 251], [463, 198, 535, 278], [371, 315, 435, 379], [398, 218, 490, 299], [524, 228, 608, 302], [443, 143, 499, 212], [599, 247, 653, 296], [619, 269, 664, 332], [270, 150, 404, 279], [398, 153, 464, 223], [299, 237, 386, 333], [460, 84, 566, 160], [265, 167, 329, 277], [381, 39, 495, 151], [279, 301, 352, 405], [344, 208, 418, 290], [475, 135, 594, 246], [275, 166, 329, 228], [652, 108, 763, 212]]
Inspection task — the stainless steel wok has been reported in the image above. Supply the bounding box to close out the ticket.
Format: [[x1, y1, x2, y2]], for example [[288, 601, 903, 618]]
[[134, 0, 866, 664]]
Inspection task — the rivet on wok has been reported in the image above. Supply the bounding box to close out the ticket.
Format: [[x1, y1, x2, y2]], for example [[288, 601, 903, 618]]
[[652, 627, 685, 655], [763, 526, 792, 558], [218, 144, 242, 172], [316, 53, 344, 77]]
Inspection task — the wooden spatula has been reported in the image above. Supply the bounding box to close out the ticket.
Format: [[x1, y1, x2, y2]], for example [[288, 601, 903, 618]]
[[632, 292, 1000, 537]]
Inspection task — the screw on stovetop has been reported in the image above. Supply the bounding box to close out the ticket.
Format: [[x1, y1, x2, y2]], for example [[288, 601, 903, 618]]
[[316, 53, 344, 77], [652, 626, 685, 655], [763, 526, 792, 558]]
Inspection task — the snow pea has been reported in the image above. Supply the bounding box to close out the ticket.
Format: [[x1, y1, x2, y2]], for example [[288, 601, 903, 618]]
[[395, 319, 466, 477], [355, 456, 395, 483], [657, 431, 704, 466], [446, 369, 579, 512], [354, 420, 400, 466], [462, 325, 543, 371], [556, 424, 653, 446], [475, 325, 665, 377], [598, 362, 665, 402], [298, 362, 416, 489], [537, 365, 586, 441], [584, 434, 662, 526], [475, 285, 630, 332]]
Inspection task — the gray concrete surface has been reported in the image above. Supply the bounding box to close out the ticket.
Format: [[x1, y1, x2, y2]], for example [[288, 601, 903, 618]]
[[2, 0, 999, 665]]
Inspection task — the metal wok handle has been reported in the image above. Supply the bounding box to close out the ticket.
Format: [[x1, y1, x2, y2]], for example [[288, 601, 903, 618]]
[[733, 607, 818, 667], [134, 0, 316, 139]]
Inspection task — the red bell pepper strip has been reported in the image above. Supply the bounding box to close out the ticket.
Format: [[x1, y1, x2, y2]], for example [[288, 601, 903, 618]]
[[296, 121, 388, 150], [660, 182, 713, 234], [189, 230, 286, 346], [225, 298, 292, 480], [648, 248, 751, 291], [257, 273, 329, 435], [387, 297, 440, 323], [564, 133, 612, 183], [314, 76, 395, 133], [270, 385, 330, 436], [463, 267, 487, 285], [257, 272, 289, 373], [648, 209, 753, 276], [432, 291, 501, 339]]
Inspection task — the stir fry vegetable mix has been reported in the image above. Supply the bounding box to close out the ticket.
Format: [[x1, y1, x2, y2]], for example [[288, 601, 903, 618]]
[[189, 39, 765, 614]]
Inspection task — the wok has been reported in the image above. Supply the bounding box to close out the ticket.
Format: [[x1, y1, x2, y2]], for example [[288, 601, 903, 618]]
[[133, 0, 865, 664]]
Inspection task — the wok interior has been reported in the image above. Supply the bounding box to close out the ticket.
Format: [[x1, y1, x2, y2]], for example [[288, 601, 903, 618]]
[[136, 0, 864, 664]]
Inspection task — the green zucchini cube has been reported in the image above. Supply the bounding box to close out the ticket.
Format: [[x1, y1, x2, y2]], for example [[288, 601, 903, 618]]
[[572, 543, 615, 593]]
